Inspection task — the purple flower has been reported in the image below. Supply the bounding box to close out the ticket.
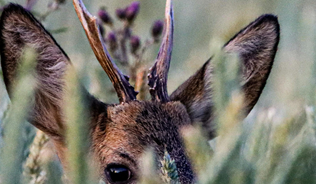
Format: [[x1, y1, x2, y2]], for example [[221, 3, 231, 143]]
[[107, 32, 118, 51], [152, 20, 164, 38], [125, 1, 140, 23], [130, 35, 141, 54], [116, 8, 126, 20], [98, 8, 112, 25]]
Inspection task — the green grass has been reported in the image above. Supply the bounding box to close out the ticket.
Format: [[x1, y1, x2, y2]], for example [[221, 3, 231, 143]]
[[1, 0, 316, 183]]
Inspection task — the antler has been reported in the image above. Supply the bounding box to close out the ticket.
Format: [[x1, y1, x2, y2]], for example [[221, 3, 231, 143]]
[[73, 0, 137, 103], [148, 0, 174, 102]]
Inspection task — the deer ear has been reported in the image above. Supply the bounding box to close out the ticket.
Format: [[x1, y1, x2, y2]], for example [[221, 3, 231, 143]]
[[224, 14, 280, 113], [0, 4, 104, 139], [0, 3, 69, 139], [170, 14, 280, 139]]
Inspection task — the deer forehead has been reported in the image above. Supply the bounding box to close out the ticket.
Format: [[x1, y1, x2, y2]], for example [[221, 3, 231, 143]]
[[93, 101, 192, 158], [91, 101, 193, 178], [108, 100, 191, 127]]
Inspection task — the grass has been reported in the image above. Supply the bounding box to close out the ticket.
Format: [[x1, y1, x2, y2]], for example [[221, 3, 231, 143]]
[[0, 0, 316, 183]]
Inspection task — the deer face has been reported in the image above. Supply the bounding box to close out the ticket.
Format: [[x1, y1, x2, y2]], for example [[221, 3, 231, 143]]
[[93, 101, 193, 183], [0, 0, 280, 183]]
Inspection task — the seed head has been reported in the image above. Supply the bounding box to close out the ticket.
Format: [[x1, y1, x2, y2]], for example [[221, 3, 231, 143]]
[[98, 8, 113, 25], [130, 35, 141, 54], [152, 20, 164, 39], [107, 32, 118, 51], [125, 1, 140, 23], [116, 8, 126, 20]]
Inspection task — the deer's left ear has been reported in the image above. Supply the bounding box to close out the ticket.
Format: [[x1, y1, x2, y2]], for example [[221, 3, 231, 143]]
[[170, 14, 280, 139], [0, 3, 107, 140]]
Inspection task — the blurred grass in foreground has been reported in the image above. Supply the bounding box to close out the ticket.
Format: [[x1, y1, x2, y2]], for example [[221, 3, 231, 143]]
[[0, 48, 37, 184], [0, 0, 316, 183]]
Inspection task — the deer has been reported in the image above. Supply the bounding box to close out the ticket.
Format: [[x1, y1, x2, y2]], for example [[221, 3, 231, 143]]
[[0, 0, 280, 183]]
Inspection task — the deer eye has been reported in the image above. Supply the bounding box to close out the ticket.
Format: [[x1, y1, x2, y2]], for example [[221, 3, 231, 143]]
[[105, 164, 132, 183]]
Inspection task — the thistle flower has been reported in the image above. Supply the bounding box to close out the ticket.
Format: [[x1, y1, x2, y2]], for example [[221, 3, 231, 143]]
[[116, 8, 126, 20], [98, 8, 113, 25], [98, 21, 105, 38], [125, 1, 140, 23], [151, 20, 164, 39], [130, 35, 141, 54], [107, 32, 118, 51]]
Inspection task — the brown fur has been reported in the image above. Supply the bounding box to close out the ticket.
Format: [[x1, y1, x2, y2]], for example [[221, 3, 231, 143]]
[[171, 15, 280, 140], [0, 4, 69, 140], [92, 101, 193, 183], [0, 3, 280, 184]]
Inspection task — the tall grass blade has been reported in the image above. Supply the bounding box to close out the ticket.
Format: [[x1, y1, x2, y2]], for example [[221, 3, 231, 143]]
[[64, 67, 91, 184], [0, 48, 37, 184]]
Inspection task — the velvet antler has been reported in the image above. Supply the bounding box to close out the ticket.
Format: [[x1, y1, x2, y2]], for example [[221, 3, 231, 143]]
[[148, 0, 174, 102], [73, 0, 138, 103]]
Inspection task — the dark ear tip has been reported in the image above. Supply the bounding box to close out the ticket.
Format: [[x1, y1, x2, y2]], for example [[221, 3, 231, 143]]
[[258, 14, 278, 22], [1, 3, 27, 21], [0, 3, 27, 31], [2, 3, 25, 13], [255, 14, 280, 30]]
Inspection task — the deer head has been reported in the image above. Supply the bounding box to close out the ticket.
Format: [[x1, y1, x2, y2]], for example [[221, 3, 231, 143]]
[[0, 0, 279, 183]]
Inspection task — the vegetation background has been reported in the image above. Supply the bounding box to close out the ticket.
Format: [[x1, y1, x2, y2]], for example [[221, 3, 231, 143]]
[[0, 0, 315, 116], [0, 0, 316, 183]]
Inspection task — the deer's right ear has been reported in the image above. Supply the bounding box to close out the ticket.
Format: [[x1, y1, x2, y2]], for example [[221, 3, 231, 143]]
[[170, 14, 280, 139], [0, 4, 105, 140]]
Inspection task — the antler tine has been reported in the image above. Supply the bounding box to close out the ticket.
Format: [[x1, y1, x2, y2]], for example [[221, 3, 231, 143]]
[[148, 0, 174, 102], [73, 0, 137, 103]]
